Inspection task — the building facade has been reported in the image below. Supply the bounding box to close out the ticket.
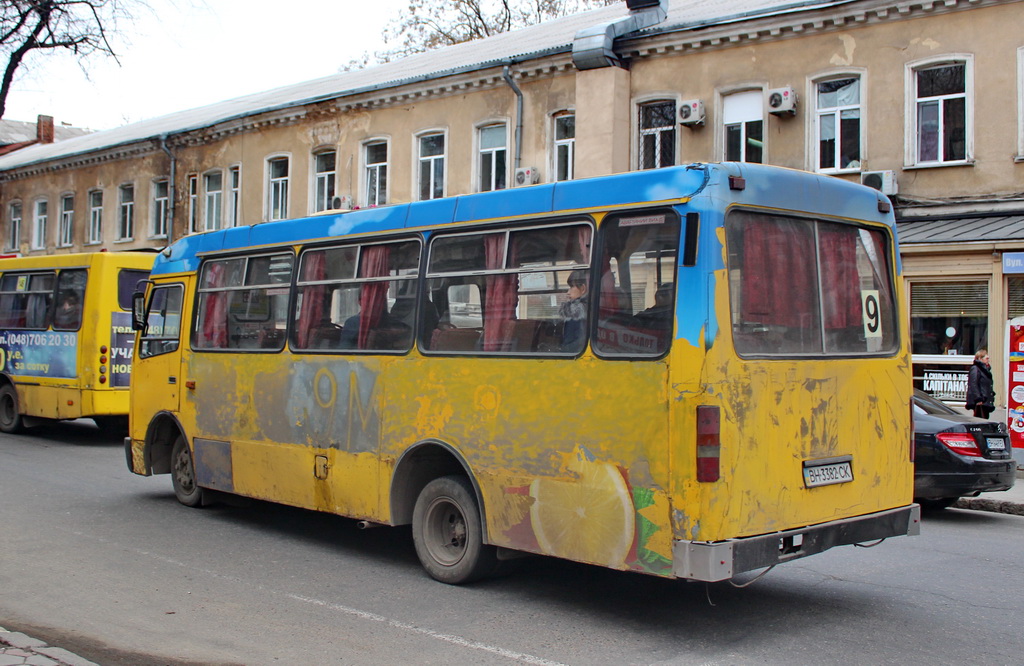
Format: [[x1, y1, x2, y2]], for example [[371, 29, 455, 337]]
[[0, 0, 1022, 410]]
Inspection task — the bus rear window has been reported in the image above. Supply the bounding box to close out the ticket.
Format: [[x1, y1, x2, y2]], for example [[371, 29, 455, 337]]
[[726, 210, 898, 356], [118, 269, 150, 310]]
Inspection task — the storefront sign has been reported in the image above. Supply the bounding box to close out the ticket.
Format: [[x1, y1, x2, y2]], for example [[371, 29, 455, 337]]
[[1006, 318, 1024, 460], [1003, 252, 1024, 274], [921, 369, 968, 401]]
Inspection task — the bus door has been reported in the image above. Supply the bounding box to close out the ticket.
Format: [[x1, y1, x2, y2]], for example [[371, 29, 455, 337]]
[[132, 282, 187, 424]]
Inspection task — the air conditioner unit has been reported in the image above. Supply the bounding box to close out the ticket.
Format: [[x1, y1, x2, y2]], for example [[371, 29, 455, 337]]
[[678, 99, 705, 126], [767, 86, 797, 115], [860, 170, 898, 195], [331, 195, 354, 210], [514, 166, 541, 187]]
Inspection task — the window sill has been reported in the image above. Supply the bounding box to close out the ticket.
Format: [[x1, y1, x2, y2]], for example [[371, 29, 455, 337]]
[[817, 168, 861, 176], [85, 241, 102, 246], [149, 235, 168, 240], [902, 159, 975, 170], [1015, 155, 1024, 163], [113, 238, 134, 243]]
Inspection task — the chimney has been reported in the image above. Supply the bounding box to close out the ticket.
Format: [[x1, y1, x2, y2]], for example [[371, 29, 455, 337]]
[[36, 115, 54, 144]]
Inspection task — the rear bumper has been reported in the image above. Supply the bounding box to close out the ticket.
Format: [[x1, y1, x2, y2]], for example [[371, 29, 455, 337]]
[[673, 504, 921, 582], [914, 464, 1015, 500]]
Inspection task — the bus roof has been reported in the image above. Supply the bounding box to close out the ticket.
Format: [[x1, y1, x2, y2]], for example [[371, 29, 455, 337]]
[[152, 163, 895, 276], [0, 251, 156, 272]]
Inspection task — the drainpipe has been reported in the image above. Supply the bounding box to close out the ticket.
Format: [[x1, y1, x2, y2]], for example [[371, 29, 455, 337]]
[[572, 0, 668, 70], [502, 65, 524, 170], [159, 136, 176, 239]]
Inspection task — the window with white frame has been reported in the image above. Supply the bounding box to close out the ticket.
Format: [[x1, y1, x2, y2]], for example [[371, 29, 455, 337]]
[[152, 179, 169, 238], [418, 133, 445, 200], [229, 166, 241, 226], [87, 191, 102, 244], [724, 91, 763, 163], [188, 174, 198, 233], [815, 77, 862, 171], [911, 59, 970, 165], [58, 195, 74, 247], [364, 142, 388, 206], [204, 171, 223, 231], [313, 150, 336, 212], [638, 101, 676, 169], [7, 202, 21, 251], [118, 184, 134, 240], [32, 199, 47, 250], [478, 125, 506, 192], [267, 156, 289, 220], [554, 113, 575, 181]]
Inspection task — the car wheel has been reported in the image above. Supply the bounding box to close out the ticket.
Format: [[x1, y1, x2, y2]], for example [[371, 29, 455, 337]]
[[171, 435, 204, 507], [0, 384, 24, 434], [412, 475, 497, 585]]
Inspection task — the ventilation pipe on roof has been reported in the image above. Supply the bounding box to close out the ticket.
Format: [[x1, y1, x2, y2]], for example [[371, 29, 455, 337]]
[[502, 65, 524, 170], [572, 0, 668, 70]]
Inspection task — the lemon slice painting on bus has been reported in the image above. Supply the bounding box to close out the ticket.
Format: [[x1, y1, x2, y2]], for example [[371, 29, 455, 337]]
[[529, 446, 635, 570]]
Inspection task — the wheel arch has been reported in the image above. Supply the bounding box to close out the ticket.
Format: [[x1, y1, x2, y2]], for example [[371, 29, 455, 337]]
[[143, 411, 187, 476], [390, 439, 489, 541]]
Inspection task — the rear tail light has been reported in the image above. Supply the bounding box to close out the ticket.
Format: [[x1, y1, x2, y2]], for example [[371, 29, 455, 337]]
[[696, 405, 720, 482], [937, 432, 982, 457]]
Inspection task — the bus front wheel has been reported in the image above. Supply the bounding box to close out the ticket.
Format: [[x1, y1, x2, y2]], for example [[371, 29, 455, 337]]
[[412, 475, 497, 585], [0, 385, 24, 434], [171, 436, 204, 507]]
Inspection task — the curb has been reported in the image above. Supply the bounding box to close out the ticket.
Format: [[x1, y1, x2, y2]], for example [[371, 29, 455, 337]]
[[0, 628, 99, 666], [953, 497, 1024, 516]]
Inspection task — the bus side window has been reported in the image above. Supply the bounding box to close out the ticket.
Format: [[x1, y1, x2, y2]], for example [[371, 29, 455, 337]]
[[53, 269, 87, 331], [139, 285, 183, 358]]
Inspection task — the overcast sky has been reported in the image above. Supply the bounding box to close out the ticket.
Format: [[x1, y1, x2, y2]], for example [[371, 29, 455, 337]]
[[5, 0, 404, 130]]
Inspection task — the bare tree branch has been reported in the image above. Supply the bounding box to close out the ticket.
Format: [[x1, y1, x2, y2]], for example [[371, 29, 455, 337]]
[[0, 0, 138, 119], [358, 0, 617, 66]]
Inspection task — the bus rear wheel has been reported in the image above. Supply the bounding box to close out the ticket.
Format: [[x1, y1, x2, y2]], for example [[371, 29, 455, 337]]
[[171, 435, 204, 507], [412, 475, 497, 585], [0, 385, 24, 434]]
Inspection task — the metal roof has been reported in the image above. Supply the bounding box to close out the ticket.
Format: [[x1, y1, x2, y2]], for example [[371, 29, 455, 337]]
[[896, 213, 1024, 244], [0, 0, 841, 171]]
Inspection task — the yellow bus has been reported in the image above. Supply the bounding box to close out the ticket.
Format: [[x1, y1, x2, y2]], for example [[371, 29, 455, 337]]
[[126, 164, 919, 584], [0, 251, 153, 433]]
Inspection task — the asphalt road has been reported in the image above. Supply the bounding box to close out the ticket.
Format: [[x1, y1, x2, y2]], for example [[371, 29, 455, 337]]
[[2, 421, 1023, 665]]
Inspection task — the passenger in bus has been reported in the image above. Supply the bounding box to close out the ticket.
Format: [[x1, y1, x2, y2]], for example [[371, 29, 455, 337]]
[[53, 291, 82, 330], [634, 284, 673, 330], [559, 270, 589, 351]]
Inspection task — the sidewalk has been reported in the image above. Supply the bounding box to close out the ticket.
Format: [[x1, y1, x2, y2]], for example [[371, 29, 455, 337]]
[[3, 475, 1022, 666], [0, 627, 98, 666]]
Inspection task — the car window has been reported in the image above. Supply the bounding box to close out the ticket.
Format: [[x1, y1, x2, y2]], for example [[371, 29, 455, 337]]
[[913, 390, 960, 416]]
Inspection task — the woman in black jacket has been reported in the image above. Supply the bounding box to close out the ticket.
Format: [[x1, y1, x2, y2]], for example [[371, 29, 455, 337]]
[[966, 349, 996, 418]]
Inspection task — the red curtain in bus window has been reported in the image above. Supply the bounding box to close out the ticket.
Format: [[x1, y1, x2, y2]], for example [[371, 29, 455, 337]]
[[296, 251, 326, 348], [357, 245, 390, 349], [483, 234, 516, 351], [818, 225, 861, 329], [200, 262, 229, 348], [741, 218, 815, 327]]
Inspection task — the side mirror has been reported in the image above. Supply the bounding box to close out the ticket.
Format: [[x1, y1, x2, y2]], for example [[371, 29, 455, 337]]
[[131, 292, 146, 331]]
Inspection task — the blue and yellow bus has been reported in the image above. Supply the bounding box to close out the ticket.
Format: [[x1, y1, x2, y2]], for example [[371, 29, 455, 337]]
[[126, 163, 918, 584], [0, 252, 153, 433]]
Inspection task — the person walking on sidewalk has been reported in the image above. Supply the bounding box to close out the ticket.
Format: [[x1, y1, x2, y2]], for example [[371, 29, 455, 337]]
[[966, 348, 996, 419]]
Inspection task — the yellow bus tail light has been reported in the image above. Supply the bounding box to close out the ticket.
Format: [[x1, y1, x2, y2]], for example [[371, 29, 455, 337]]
[[696, 405, 720, 482]]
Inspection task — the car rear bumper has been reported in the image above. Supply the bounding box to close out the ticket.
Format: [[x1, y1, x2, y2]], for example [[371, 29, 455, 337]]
[[914, 464, 1016, 500], [672, 504, 921, 582]]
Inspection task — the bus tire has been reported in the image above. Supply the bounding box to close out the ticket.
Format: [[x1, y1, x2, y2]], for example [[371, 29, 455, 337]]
[[0, 384, 25, 434], [412, 475, 497, 585], [171, 435, 204, 507]]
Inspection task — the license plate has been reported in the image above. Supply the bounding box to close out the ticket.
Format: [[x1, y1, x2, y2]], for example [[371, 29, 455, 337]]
[[803, 459, 854, 488], [986, 437, 1006, 450]]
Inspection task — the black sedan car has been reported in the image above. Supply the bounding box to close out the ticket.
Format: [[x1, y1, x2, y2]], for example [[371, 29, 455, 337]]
[[913, 389, 1016, 509]]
